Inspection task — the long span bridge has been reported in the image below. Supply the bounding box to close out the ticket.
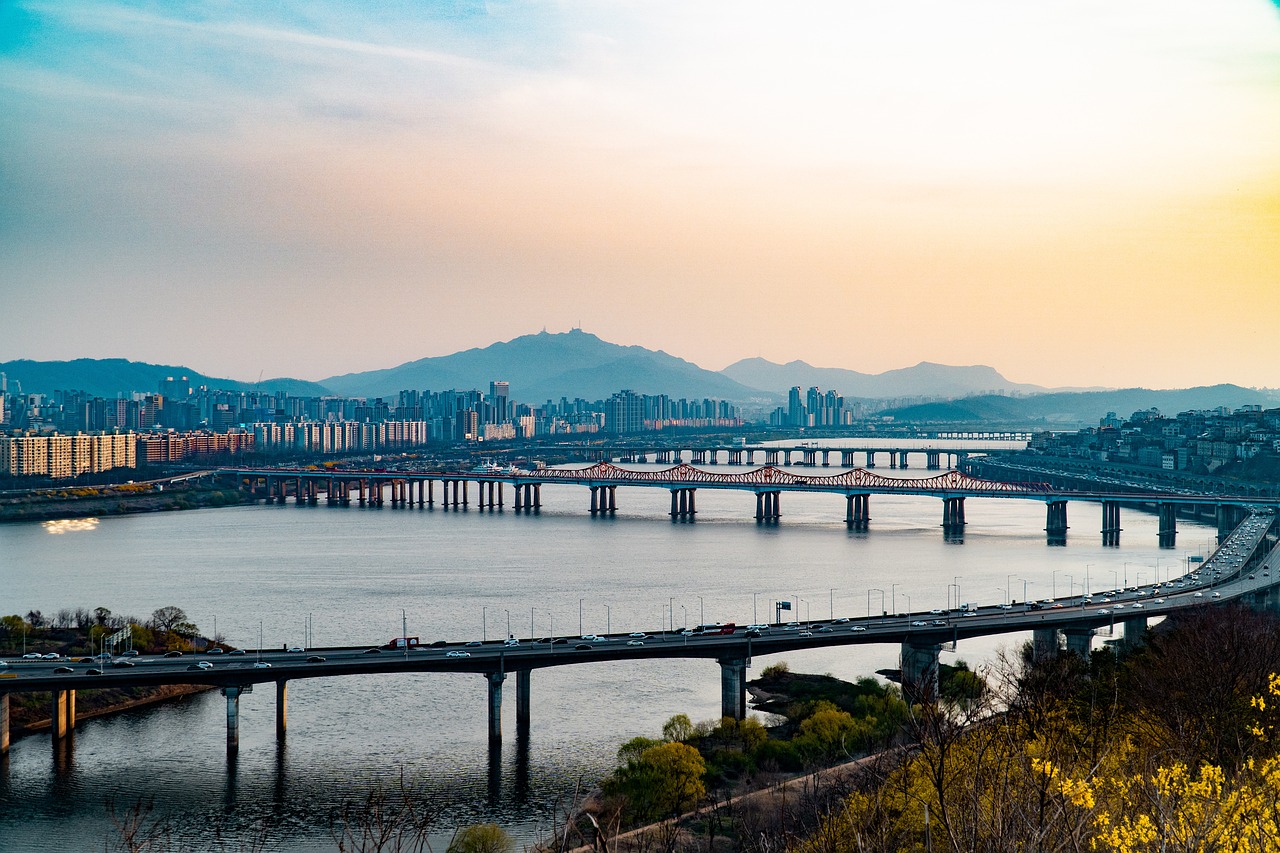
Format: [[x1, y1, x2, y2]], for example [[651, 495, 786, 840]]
[[4, 512, 1276, 758], [219, 462, 1273, 547]]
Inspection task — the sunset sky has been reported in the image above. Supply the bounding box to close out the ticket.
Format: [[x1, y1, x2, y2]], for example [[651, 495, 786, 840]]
[[3, 0, 1279, 390]]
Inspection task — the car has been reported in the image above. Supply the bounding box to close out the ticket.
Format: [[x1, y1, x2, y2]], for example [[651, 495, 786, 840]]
[[42, 653, 61, 660], [832, 617, 849, 624], [446, 650, 470, 658], [253, 661, 272, 668], [744, 630, 761, 638], [817, 627, 834, 633], [1131, 603, 1144, 609], [164, 651, 183, 658], [629, 632, 647, 639], [363, 647, 382, 654], [929, 609, 944, 615], [1098, 609, 1111, 615], [206, 647, 224, 654], [86, 668, 102, 676], [121, 650, 140, 657], [851, 625, 867, 632], [306, 655, 326, 663], [503, 639, 519, 647], [580, 635, 600, 642], [430, 640, 448, 647], [1154, 598, 1166, 604], [679, 629, 693, 636], [1250, 574, 1257, 579], [22, 653, 41, 660], [111, 659, 135, 667], [783, 624, 800, 631], [1194, 592, 1204, 598], [574, 643, 593, 650], [552, 638, 568, 645], [930, 619, 947, 627], [228, 649, 245, 655], [997, 603, 1012, 610], [963, 611, 978, 617], [911, 621, 928, 627], [186, 664, 204, 671], [196, 660, 214, 669], [1113, 605, 1126, 610], [287, 647, 304, 653], [798, 631, 813, 638], [53, 666, 73, 673], [627, 640, 644, 646], [465, 641, 483, 647], [1212, 592, 1222, 598]]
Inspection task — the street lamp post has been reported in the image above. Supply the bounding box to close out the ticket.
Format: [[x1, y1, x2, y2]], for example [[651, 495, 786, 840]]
[[482, 605, 487, 642], [954, 576, 962, 611], [753, 592, 758, 625], [604, 604, 611, 638], [579, 598, 584, 638], [1007, 574, 1016, 605], [868, 588, 883, 620], [829, 588, 835, 621], [680, 605, 687, 630], [1086, 564, 1092, 596], [1124, 562, 1130, 587], [698, 596, 704, 627], [530, 606, 535, 641], [1052, 569, 1060, 599], [1020, 579, 1032, 608], [891, 583, 900, 614], [996, 587, 1007, 616], [505, 609, 511, 639], [903, 594, 912, 617]]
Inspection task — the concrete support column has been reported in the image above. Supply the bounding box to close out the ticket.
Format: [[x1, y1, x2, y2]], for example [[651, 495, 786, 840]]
[[222, 686, 243, 755], [533, 484, 541, 508], [898, 451, 909, 468], [1121, 616, 1149, 651], [718, 658, 748, 720], [900, 641, 941, 703], [276, 680, 287, 740], [755, 492, 765, 521], [608, 486, 616, 513], [1102, 501, 1121, 547], [67, 689, 76, 730], [0, 692, 8, 755], [487, 671, 506, 741], [1158, 503, 1177, 548], [1063, 628, 1095, 657], [498, 482, 504, 508], [515, 484, 524, 510], [516, 670, 531, 735], [866, 450, 876, 468], [590, 486, 599, 515], [1031, 628, 1059, 659], [51, 690, 68, 740], [1046, 500, 1068, 546]]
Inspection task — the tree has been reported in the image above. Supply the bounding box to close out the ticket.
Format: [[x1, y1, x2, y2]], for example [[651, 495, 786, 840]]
[[94, 606, 113, 626], [150, 606, 197, 637], [447, 824, 513, 853], [662, 713, 694, 743], [604, 741, 708, 823]]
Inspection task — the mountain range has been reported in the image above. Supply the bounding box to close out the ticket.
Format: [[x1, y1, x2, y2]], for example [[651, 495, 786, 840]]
[[3, 332, 1275, 427]]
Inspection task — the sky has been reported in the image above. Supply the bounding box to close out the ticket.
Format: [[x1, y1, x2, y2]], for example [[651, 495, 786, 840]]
[[3, 0, 1280, 390]]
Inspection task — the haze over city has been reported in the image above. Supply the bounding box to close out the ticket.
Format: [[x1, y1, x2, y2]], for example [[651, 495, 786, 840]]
[[4, 0, 1280, 389]]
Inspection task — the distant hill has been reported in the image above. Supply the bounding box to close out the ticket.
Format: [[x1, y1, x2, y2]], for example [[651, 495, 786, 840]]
[[0, 358, 328, 398], [320, 329, 764, 401], [878, 385, 1280, 428], [721, 357, 1058, 399]]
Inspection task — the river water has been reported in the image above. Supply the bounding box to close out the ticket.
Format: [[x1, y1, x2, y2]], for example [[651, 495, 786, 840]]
[[0, 454, 1216, 852]]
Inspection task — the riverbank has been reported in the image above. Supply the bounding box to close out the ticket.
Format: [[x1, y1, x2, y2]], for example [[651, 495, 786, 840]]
[[0, 480, 252, 523]]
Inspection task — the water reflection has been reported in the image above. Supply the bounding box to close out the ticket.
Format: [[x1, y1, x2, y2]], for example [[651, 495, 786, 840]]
[[41, 517, 99, 534]]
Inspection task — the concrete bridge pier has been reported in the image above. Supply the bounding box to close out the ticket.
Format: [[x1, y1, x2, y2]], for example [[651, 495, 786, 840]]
[[841, 450, 857, 467], [1046, 500, 1068, 546], [719, 658, 747, 720], [802, 449, 817, 466], [1158, 503, 1178, 548], [898, 451, 909, 468], [487, 671, 506, 741], [764, 450, 780, 465], [942, 497, 966, 538], [670, 488, 697, 520], [1218, 505, 1244, 544], [1, 692, 8, 755], [50, 689, 75, 740], [222, 686, 245, 755], [1031, 628, 1060, 659], [889, 452, 898, 469], [755, 490, 780, 522], [865, 450, 876, 468], [516, 670, 531, 735], [1102, 501, 1121, 547], [1121, 616, 1148, 651], [900, 640, 941, 703], [1063, 628, 1095, 657], [276, 681, 287, 740], [846, 493, 870, 528], [926, 450, 941, 470]]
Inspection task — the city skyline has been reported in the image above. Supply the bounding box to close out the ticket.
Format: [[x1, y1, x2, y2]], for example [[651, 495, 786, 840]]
[[4, 1, 1280, 389]]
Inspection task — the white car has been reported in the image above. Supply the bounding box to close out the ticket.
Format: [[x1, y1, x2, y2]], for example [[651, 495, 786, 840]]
[[851, 625, 867, 632], [503, 638, 519, 647], [446, 650, 471, 658], [626, 640, 644, 646], [629, 632, 647, 639], [253, 661, 272, 668]]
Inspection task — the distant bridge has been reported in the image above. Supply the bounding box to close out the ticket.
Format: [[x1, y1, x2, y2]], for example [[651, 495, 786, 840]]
[[218, 462, 1276, 546]]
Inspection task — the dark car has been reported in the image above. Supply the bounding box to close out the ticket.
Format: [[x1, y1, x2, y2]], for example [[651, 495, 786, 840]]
[[363, 648, 382, 654], [86, 668, 103, 675], [745, 629, 762, 638], [121, 650, 140, 657], [552, 638, 569, 645], [575, 643, 592, 650], [306, 655, 326, 663], [205, 647, 224, 654], [53, 666, 74, 673], [429, 640, 448, 648], [111, 659, 135, 667], [164, 651, 183, 657]]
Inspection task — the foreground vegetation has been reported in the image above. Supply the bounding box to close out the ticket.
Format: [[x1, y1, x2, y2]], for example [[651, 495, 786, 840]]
[[0, 480, 251, 522]]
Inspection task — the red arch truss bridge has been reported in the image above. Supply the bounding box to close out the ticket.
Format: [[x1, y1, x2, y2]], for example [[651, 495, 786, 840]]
[[528, 462, 1054, 497]]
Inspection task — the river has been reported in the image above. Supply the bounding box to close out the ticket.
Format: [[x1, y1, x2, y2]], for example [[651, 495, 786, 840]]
[[0, 456, 1216, 851]]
